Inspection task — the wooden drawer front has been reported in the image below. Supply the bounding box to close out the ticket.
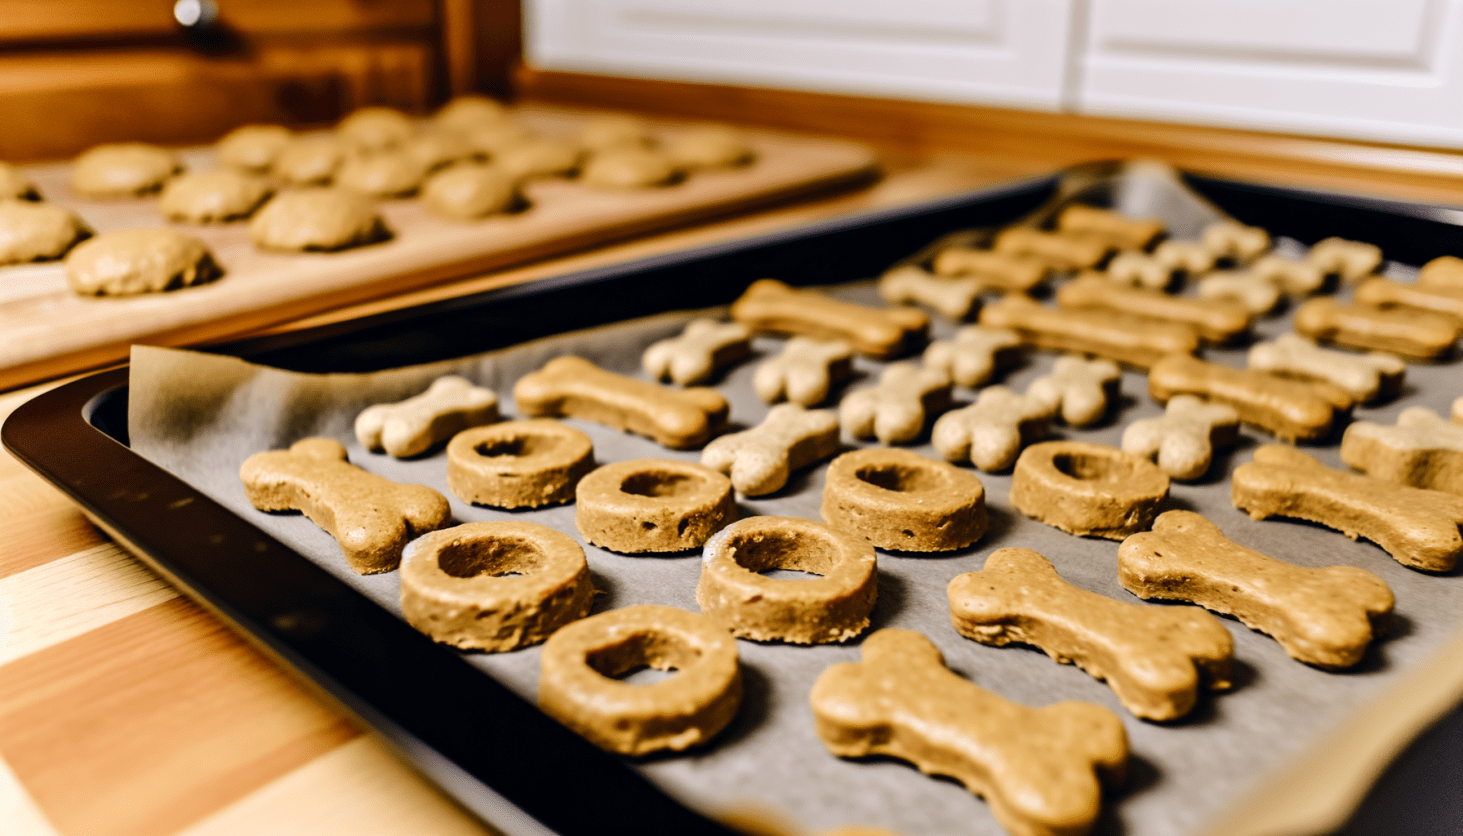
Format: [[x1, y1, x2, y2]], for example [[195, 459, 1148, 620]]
[[0, 0, 435, 44]]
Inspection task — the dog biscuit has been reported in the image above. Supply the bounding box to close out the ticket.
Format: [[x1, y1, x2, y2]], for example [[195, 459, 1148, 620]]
[[1011, 441, 1170, 540], [514, 356, 728, 449], [931, 247, 1049, 292], [979, 295, 1200, 369], [1420, 255, 1463, 290], [1119, 510, 1394, 669], [993, 226, 1112, 271], [821, 448, 987, 552], [643, 318, 753, 386], [72, 142, 181, 197], [1201, 219, 1270, 263], [1341, 407, 1463, 496], [575, 458, 736, 553], [931, 386, 1054, 472], [1056, 205, 1165, 251], [1148, 353, 1335, 443], [731, 279, 929, 360], [922, 325, 1023, 388], [446, 419, 594, 508], [66, 228, 222, 296], [1196, 270, 1283, 316], [1354, 277, 1463, 325], [240, 437, 452, 574], [1058, 274, 1251, 344], [878, 265, 983, 321], [810, 629, 1128, 836], [840, 362, 953, 444], [337, 106, 413, 152], [1152, 239, 1216, 275], [355, 375, 499, 458], [1251, 254, 1326, 296], [702, 403, 840, 496], [1232, 444, 1463, 572], [1026, 355, 1121, 427], [1121, 394, 1239, 481], [582, 147, 678, 188], [949, 548, 1233, 720], [1104, 252, 1173, 291], [753, 336, 854, 406], [1307, 237, 1382, 283], [1247, 334, 1404, 405], [1294, 297, 1459, 360]]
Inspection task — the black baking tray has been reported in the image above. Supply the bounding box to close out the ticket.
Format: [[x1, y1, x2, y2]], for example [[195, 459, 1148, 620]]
[[7, 164, 1463, 836]]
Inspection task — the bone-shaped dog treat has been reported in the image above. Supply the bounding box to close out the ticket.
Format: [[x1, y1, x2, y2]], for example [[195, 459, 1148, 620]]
[[1103, 253, 1172, 291], [355, 375, 499, 458], [1152, 239, 1216, 275], [241, 437, 452, 574], [1233, 444, 1463, 572], [1341, 407, 1463, 495], [1294, 297, 1459, 360], [1251, 254, 1326, 296], [840, 362, 953, 444], [923, 325, 1023, 388], [1148, 353, 1336, 442], [1420, 254, 1463, 290], [702, 403, 839, 495], [754, 336, 854, 406], [1201, 219, 1270, 263], [949, 548, 1233, 720], [1056, 205, 1165, 251], [1119, 510, 1394, 668], [877, 265, 983, 320], [810, 629, 1128, 836], [1247, 333, 1405, 405], [1121, 394, 1239, 480], [642, 318, 753, 385], [980, 295, 1200, 369], [731, 279, 929, 359], [1026, 355, 1121, 427], [1196, 270, 1282, 316], [993, 226, 1112, 271], [931, 247, 1049, 292], [1354, 277, 1463, 325], [1307, 236, 1382, 283], [1057, 274, 1251, 344], [932, 386, 1054, 472], [513, 356, 728, 449]]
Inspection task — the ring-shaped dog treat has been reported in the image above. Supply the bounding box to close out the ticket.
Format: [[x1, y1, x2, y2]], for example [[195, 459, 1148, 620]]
[[1010, 440, 1170, 540], [400, 521, 594, 651], [821, 448, 987, 552], [575, 458, 736, 553], [696, 516, 876, 644], [447, 419, 594, 508], [538, 604, 742, 755]]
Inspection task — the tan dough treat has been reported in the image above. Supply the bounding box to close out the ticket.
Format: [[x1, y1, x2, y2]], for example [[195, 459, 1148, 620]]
[[434, 94, 509, 131], [1119, 510, 1394, 669], [1104, 251, 1173, 291], [446, 420, 594, 509], [1307, 236, 1382, 282], [1354, 276, 1463, 325], [1247, 333, 1405, 405], [1340, 407, 1463, 495], [402, 129, 476, 173], [821, 448, 986, 552], [421, 162, 518, 220], [811, 629, 1128, 836], [335, 151, 428, 198], [494, 139, 582, 181], [249, 188, 390, 252], [272, 136, 346, 186], [1025, 355, 1121, 427], [665, 126, 754, 170], [949, 547, 1233, 721], [1152, 239, 1217, 275], [1455, 395, 1463, 425], [539, 604, 741, 755], [1196, 270, 1283, 316], [338, 106, 415, 152], [643, 318, 753, 386], [732, 279, 929, 359], [65, 228, 221, 296], [514, 355, 728, 449], [1148, 353, 1336, 443], [1251, 253, 1326, 296], [465, 120, 533, 157], [839, 362, 953, 445], [72, 143, 181, 198], [1420, 255, 1463, 290], [0, 201, 91, 265], [697, 516, 876, 643], [931, 385, 1055, 472], [354, 375, 498, 458], [0, 161, 41, 201], [400, 521, 593, 651], [575, 459, 736, 553], [702, 403, 839, 496], [216, 124, 292, 172], [993, 226, 1112, 271], [1058, 273, 1251, 344], [1201, 219, 1270, 263], [877, 265, 983, 321], [1012, 441, 1169, 540], [1294, 297, 1459, 360], [923, 325, 1023, 388], [1232, 444, 1463, 572], [159, 170, 273, 223], [581, 147, 678, 188], [931, 247, 1049, 293], [980, 294, 1200, 369], [579, 115, 654, 151], [753, 336, 854, 406], [240, 437, 451, 574], [1121, 395, 1239, 481], [1056, 205, 1165, 251]]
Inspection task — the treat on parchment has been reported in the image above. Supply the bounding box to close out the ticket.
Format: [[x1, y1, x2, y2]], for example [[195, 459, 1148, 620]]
[[421, 162, 518, 220], [464, 120, 533, 158], [354, 375, 499, 458], [1011, 441, 1169, 540], [980, 294, 1200, 369], [1148, 353, 1336, 443], [1151, 239, 1216, 276], [753, 336, 854, 407], [923, 325, 1023, 388], [1307, 236, 1382, 283], [72, 143, 181, 198], [665, 126, 755, 170], [401, 128, 476, 173], [65, 228, 221, 296], [494, 139, 582, 182], [702, 403, 839, 496], [0, 201, 91, 265], [993, 226, 1112, 271], [1340, 407, 1463, 496], [1196, 270, 1283, 316], [216, 124, 292, 173], [948, 547, 1233, 721], [1104, 251, 1173, 291], [272, 136, 346, 186], [1232, 444, 1463, 572], [579, 115, 655, 152], [697, 516, 876, 644], [1247, 333, 1405, 405], [240, 437, 451, 574], [931, 246, 1049, 293], [1354, 276, 1463, 325], [447, 419, 594, 509], [821, 448, 986, 552], [732, 279, 929, 360], [539, 604, 741, 756], [1420, 255, 1463, 290], [931, 385, 1055, 472], [1025, 354, 1121, 428], [1119, 510, 1394, 669], [1201, 219, 1270, 263], [581, 147, 678, 188], [1250, 253, 1326, 296], [1055, 205, 1164, 251], [575, 458, 736, 553], [1121, 394, 1239, 481], [1059, 274, 1251, 344], [643, 318, 753, 386], [840, 361, 953, 445], [337, 106, 415, 152], [334, 150, 428, 198], [0, 162, 40, 201], [810, 629, 1128, 836], [400, 521, 594, 651], [159, 170, 273, 223], [877, 265, 983, 321], [514, 355, 728, 449], [434, 94, 509, 132], [248, 188, 390, 252], [1294, 297, 1459, 360]]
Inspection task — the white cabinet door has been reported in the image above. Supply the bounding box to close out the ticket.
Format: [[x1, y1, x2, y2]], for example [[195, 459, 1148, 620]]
[[1078, 0, 1463, 148], [525, 0, 1077, 110]]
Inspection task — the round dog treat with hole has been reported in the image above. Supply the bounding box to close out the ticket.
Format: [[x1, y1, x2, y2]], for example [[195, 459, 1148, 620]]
[[696, 516, 876, 644], [538, 604, 741, 756], [447, 419, 594, 509], [821, 448, 987, 552], [1011, 441, 1170, 540], [575, 458, 736, 553], [400, 521, 594, 652]]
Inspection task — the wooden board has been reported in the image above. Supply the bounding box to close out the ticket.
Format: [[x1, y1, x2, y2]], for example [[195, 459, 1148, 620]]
[[0, 106, 877, 391]]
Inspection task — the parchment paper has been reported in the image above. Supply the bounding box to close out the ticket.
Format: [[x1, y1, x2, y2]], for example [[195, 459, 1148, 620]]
[[128, 192, 1463, 836]]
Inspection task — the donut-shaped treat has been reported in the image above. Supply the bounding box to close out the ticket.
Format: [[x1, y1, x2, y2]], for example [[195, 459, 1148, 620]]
[[575, 459, 736, 553], [1010, 441, 1170, 540], [821, 448, 986, 552], [447, 419, 594, 508]]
